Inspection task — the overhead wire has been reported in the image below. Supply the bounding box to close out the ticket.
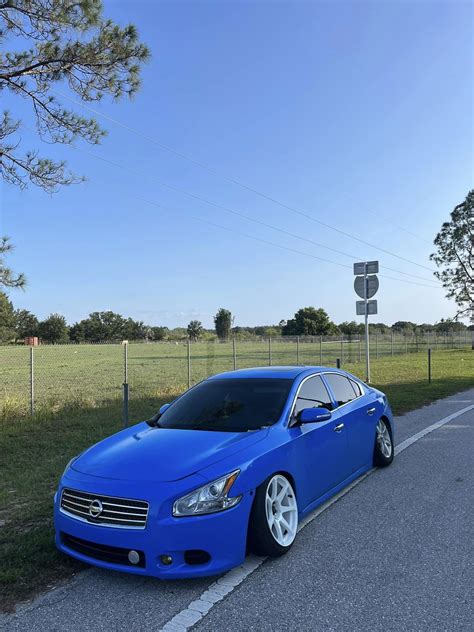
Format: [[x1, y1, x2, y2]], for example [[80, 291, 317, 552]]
[[71, 144, 441, 288], [53, 89, 437, 273], [134, 193, 441, 290]]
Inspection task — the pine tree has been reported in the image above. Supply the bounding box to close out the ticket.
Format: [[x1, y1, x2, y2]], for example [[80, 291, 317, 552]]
[[1, 0, 150, 192]]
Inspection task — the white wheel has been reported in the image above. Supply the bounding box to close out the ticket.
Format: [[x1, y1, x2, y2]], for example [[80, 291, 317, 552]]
[[264, 474, 298, 547], [376, 419, 392, 458], [374, 418, 394, 467]]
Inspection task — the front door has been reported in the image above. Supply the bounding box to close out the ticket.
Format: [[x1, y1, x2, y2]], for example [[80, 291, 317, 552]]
[[287, 375, 350, 510]]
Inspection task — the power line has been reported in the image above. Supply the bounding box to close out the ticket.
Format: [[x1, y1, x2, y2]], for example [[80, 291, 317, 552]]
[[328, 189, 433, 245], [134, 193, 441, 290], [67, 141, 439, 288], [54, 89, 437, 272], [73, 145, 440, 287]]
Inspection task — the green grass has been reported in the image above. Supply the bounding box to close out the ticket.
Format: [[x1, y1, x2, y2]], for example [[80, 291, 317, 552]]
[[0, 347, 472, 611], [0, 337, 466, 421]]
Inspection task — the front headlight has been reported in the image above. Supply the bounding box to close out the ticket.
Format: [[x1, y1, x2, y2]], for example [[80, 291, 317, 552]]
[[173, 470, 242, 517]]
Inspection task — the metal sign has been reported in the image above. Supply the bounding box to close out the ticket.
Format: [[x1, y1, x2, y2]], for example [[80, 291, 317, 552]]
[[356, 300, 378, 316], [354, 274, 379, 299], [353, 260, 379, 384], [353, 260, 379, 276]]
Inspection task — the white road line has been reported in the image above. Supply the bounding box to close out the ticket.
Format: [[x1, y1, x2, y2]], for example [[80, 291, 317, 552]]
[[160, 404, 474, 632], [394, 404, 474, 456]]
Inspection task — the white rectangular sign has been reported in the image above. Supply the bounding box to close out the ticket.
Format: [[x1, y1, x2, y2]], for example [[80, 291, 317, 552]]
[[353, 261, 379, 275], [356, 300, 378, 316]]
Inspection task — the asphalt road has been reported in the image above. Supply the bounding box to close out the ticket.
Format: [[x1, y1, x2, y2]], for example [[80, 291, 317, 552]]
[[1, 389, 473, 632]]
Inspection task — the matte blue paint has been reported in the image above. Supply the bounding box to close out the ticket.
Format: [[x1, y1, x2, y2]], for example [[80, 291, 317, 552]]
[[55, 366, 394, 578]]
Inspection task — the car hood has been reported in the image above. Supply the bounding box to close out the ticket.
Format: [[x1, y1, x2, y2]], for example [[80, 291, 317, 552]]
[[71, 422, 268, 482]]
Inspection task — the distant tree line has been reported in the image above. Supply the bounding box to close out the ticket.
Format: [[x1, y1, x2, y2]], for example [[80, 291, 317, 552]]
[[0, 296, 471, 345]]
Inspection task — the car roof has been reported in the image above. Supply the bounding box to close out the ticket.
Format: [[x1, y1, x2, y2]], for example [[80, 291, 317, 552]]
[[208, 366, 330, 380]]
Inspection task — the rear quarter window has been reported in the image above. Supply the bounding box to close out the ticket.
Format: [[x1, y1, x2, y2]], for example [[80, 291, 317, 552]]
[[349, 379, 363, 397]]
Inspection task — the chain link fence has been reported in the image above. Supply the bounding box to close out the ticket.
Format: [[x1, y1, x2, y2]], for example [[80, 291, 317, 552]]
[[1, 331, 472, 423]]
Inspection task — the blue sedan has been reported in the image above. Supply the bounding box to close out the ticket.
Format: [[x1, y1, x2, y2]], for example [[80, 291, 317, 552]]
[[54, 366, 394, 578]]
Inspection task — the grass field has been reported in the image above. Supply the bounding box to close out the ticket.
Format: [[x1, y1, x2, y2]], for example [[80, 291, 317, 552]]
[[0, 347, 473, 611], [0, 335, 468, 421]]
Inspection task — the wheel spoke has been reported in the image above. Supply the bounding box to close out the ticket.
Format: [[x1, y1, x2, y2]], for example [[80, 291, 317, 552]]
[[274, 519, 283, 542], [279, 516, 291, 533], [276, 483, 288, 502], [265, 496, 273, 519]]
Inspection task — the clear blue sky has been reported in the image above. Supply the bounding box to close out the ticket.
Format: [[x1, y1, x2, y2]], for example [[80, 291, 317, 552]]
[[2, 0, 473, 328]]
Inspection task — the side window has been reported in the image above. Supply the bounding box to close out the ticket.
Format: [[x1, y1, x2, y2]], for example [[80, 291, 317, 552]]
[[293, 376, 333, 417], [324, 374, 358, 407]]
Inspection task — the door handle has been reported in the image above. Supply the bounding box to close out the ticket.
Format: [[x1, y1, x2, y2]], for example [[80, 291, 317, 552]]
[[367, 407, 376, 415], [334, 423, 344, 433]]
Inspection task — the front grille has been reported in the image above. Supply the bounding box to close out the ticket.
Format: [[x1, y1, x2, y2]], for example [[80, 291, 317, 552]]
[[60, 488, 149, 529], [61, 532, 146, 568]]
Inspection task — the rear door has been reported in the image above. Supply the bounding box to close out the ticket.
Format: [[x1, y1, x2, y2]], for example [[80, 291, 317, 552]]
[[322, 373, 375, 471]]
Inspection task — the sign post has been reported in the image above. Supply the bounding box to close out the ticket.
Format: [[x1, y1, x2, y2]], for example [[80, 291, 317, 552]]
[[354, 261, 379, 383]]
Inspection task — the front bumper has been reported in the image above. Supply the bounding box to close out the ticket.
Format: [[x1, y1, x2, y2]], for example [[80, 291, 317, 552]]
[[54, 469, 253, 579]]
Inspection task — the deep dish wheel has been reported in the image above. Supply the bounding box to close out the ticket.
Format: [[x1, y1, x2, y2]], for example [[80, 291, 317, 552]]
[[248, 474, 298, 557], [374, 418, 394, 467]]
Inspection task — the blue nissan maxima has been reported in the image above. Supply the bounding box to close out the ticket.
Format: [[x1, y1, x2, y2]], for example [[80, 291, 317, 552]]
[[54, 366, 394, 578]]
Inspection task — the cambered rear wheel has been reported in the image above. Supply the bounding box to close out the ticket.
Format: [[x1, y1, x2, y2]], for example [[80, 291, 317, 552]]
[[374, 418, 394, 467]]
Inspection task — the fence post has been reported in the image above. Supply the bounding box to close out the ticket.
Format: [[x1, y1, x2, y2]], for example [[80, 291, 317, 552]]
[[428, 347, 432, 383], [232, 336, 237, 370], [340, 335, 343, 364], [268, 337, 272, 366], [405, 337, 408, 354], [336, 358, 341, 369], [296, 336, 299, 365], [375, 333, 379, 359], [391, 330, 394, 356], [358, 334, 362, 363], [29, 346, 35, 416], [122, 341, 129, 427], [320, 335, 323, 365], [187, 339, 191, 388]]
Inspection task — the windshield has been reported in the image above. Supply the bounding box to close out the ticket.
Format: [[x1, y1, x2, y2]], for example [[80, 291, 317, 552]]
[[157, 378, 293, 432]]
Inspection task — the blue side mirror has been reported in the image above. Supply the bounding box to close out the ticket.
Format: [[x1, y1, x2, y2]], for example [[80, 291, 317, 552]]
[[299, 407, 332, 424], [159, 403, 171, 415]]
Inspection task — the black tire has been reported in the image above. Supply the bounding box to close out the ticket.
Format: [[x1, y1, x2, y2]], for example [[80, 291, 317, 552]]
[[373, 418, 394, 467], [248, 473, 298, 557]]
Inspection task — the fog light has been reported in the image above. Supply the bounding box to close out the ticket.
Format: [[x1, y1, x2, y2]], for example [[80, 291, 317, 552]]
[[160, 554, 173, 565], [128, 550, 140, 565]]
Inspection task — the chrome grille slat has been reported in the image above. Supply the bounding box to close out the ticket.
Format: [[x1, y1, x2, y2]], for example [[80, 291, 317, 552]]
[[61, 507, 144, 524], [61, 504, 91, 517], [98, 508, 147, 517], [101, 501, 147, 511], [60, 488, 149, 529], [62, 492, 96, 503], [61, 498, 90, 510]]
